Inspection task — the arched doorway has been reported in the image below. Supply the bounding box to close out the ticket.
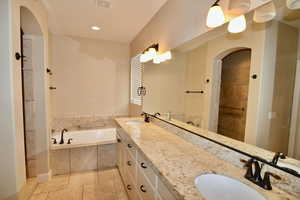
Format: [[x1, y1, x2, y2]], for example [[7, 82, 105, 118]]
[[20, 6, 44, 178], [217, 49, 251, 142]]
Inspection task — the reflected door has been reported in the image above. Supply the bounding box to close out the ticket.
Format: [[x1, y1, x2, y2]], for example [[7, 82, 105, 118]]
[[217, 49, 251, 142]]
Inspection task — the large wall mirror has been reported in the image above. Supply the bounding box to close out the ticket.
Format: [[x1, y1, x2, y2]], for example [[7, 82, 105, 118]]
[[143, 0, 300, 176]]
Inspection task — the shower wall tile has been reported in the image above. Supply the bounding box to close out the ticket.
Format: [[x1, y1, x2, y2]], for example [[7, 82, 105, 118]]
[[50, 149, 70, 175], [27, 158, 37, 178], [23, 70, 34, 101], [98, 144, 117, 170], [70, 146, 97, 173], [25, 130, 36, 160], [24, 101, 35, 131], [51, 115, 127, 132]]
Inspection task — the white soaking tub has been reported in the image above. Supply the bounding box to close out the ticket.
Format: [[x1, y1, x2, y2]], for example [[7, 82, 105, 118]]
[[51, 128, 116, 150]]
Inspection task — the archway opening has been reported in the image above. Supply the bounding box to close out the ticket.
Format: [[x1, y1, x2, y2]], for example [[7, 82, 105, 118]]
[[20, 6, 44, 178]]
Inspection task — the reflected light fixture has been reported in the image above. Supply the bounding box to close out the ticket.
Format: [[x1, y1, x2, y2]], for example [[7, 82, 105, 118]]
[[206, 0, 225, 28], [228, 15, 247, 33], [91, 26, 101, 31], [153, 51, 172, 64], [253, 2, 276, 23], [140, 44, 159, 63], [287, 0, 300, 9]]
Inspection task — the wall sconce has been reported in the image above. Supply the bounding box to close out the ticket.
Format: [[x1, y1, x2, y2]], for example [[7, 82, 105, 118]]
[[228, 15, 247, 33], [206, 0, 225, 28]]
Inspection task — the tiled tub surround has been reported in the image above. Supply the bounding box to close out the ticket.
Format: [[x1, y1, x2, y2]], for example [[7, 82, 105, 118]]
[[51, 115, 124, 132], [51, 144, 117, 175], [115, 117, 298, 200], [51, 128, 116, 150], [151, 117, 300, 197]]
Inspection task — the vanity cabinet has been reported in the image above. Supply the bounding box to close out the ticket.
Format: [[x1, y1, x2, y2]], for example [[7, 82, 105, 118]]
[[117, 128, 177, 200]]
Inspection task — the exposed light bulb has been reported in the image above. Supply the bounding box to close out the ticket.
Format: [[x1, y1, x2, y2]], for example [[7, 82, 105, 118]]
[[153, 56, 161, 64], [228, 15, 247, 33], [140, 54, 147, 63], [91, 26, 101, 31], [148, 48, 157, 60], [206, 3, 225, 28]]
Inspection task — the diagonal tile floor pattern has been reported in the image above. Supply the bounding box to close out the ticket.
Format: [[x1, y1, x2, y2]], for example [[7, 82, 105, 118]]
[[20, 169, 129, 200]]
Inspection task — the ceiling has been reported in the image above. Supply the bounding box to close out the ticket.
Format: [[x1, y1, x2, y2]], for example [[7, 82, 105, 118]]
[[41, 0, 168, 43]]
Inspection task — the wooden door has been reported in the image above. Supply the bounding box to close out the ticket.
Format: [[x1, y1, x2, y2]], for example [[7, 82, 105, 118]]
[[217, 49, 251, 142]]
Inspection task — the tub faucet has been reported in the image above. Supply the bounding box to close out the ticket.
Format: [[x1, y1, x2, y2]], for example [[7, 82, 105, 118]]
[[59, 129, 68, 144]]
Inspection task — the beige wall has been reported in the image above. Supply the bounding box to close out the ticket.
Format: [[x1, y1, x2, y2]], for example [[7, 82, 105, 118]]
[[143, 52, 186, 117], [51, 35, 130, 119], [0, 0, 20, 199], [130, 0, 271, 116]]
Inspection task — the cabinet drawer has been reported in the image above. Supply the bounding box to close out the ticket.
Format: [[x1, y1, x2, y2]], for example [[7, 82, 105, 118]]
[[124, 170, 141, 200], [125, 149, 137, 182], [137, 169, 156, 200], [137, 152, 157, 188], [157, 178, 177, 200]]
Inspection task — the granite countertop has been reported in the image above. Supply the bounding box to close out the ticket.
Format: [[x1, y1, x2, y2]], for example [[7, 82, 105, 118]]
[[115, 117, 297, 200]]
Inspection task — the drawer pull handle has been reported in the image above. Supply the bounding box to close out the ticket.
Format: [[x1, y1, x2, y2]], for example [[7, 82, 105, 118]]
[[140, 185, 147, 193], [127, 161, 132, 166], [127, 144, 133, 148], [127, 185, 132, 191], [141, 162, 147, 169]]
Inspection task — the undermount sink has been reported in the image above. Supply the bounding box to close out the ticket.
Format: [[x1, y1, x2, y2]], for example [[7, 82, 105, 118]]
[[195, 174, 266, 200], [277, 161, 300, 174], [125, 120, 144, 125]]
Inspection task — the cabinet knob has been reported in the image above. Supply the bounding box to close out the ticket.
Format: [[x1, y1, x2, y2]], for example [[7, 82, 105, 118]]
[[127, 185, 132, 191], [141, 162, 147, 169], [127, 161, 132, 166], [117, 138, 121, 143], [140, 185, 147, 193], [127, 144, 132, 148]]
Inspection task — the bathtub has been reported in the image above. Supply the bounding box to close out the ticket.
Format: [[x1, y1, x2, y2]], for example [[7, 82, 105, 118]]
[[51, 128, 116, 150]]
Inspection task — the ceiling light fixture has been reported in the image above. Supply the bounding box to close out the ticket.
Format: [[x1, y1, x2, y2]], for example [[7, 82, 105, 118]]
[[206, 0, 225, 28], [228, 15, 247, 33], [91, 26, 101, 31]]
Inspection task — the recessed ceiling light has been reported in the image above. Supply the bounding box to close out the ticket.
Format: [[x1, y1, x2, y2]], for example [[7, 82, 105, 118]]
[[91, 26, 101, 31]]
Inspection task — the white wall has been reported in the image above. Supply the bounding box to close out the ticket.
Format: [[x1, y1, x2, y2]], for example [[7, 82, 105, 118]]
[[0, 0, 50, 198], [51, 35, 130, 119], [0, 0, 20, 199]]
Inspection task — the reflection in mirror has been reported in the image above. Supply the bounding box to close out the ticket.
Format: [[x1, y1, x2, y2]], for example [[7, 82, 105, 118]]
[[143, 0, 300, 170]]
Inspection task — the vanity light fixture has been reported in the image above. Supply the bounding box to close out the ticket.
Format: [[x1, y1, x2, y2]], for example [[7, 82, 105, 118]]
[[228, 15, 247, 33], [140, 44, 159, 63], [91, 26, 101, 31], [153, 51, 172, 64], [287, 0, 300, 9], [206, 0, 225, 28], [253, 2, 276, 23]]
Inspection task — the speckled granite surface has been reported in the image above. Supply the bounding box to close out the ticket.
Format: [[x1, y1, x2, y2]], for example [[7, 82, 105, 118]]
[[115, 117, 298, 200]]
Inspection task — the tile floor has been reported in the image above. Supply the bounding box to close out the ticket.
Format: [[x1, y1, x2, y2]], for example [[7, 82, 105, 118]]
[[20, 169, 129, 200]]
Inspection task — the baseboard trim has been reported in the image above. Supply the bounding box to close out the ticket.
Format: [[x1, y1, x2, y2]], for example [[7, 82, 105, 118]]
[[37, 170, 52, 183]]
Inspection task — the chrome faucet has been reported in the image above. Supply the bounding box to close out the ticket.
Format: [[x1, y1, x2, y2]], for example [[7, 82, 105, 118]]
[[59, 129, 68, 144], [271, 152, 286, 165]]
